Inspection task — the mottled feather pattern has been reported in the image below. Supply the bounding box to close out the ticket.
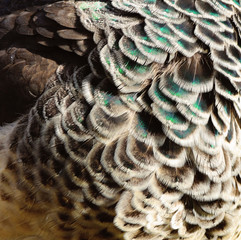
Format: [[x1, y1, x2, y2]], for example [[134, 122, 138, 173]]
[[0, 0, 94, 124], [0, 0, 241, 240]]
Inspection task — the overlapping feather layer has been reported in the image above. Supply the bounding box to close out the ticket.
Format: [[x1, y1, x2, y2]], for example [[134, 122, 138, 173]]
[[75, 1, 241, 239], [4, 0, 241, 239]]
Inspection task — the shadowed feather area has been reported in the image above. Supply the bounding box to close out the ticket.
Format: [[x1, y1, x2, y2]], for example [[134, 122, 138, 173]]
[[0, 0, 241, 240]]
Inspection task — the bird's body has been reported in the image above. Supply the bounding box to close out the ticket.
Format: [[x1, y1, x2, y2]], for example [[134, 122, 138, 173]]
[[0, 0, 241, 239]]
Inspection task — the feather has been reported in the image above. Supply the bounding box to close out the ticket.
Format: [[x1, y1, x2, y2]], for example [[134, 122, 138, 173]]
[[159, 73, 199, 105], [0, 0, 241, 239], [173, 54, 214, 93], [153, 138, 186, 168], [119, 36, 151, 65]]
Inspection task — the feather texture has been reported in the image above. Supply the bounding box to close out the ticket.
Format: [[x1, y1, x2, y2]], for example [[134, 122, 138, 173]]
[[0, 0, 240, 240]]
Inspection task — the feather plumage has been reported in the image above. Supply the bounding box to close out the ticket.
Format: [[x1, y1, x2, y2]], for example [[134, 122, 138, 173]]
[[0, 0, 240, 240]]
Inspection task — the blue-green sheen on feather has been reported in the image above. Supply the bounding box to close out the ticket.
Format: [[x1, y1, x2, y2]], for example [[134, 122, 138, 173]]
[[220, 20, 233, 31], [144, 0, 156, 3], [98, 92, 122, 107], [161, 74, 198, 103], [124, 24, 153, 45], [219, 31, 235, 41], [173, 22, 193, 37], [142, 44, 164, 55], [155, 88, 170, 103], [145, 30, 174, 52], [142, 6, 152, 16], [176, 39, 199, 57], [126, 94, 135, 102], [219, 1, 231, 9], [195, 25, 223, 49], [91, 12, 101, 21], [150, 81, 176, 109], [152, 1, 180, 20], [158, 107, 186, 125], [155, 0, 177, 15], [214, 128, 219, 137], [219, 65, 239, 78], [113, 40, 120, 50], [150, 21, 174, 36], [103, 93, 112, 107], [137, 29, 152, 42], [192, 98, 208, 112], [209, 11, 220, 17], [215, 78, 237, 101], [208, 0, 233, 16], [202, 19, 212, 26], [177, 103, 209, 125], [157, 36, 171, 46], [125, 44, 139, 57], [136, 116, 148, 138], [105, 57, 111, 66], [186, 8, 200, 15], [233, 0, 240, 6], [135, 41, 168, 64], [119, 37, 150, 65], [226, 125, 233, 142], [173, 124, 196, 139], [186, 107, 198, 117], [222, 102, 230, 115], [197, 18, 222, 32], [112, 53, 152, 84], [78, 116, 83, 123], [187, 95, 211, 119], [116, 64, 126, 75], [124, 60, 150, 74], [195, 0, 221, 17]]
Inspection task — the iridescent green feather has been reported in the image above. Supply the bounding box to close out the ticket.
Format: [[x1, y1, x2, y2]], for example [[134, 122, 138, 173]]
[[152, 103, 189, 131], [177, 103, 209, 125], [145, 20, 175, 39], [215, 78, 238, 102], [214, 63, 241, 82], [145, 27, 175, 52], [175, 38, 200, 57], [189, 94, 212, 119], [123, 24, 154, 46], [195, 1, 222, 19], [162, 123, 197, 147], [164, 0, 201, 17], [159, 74, 199, 104], [135, 41, 169, 64], [227, 45, 241, 65], [173, 56, 214, 93], [170, 20, 196, 43], [149, 81, 176, 111], [152, 0, 180, 19], [119, 36, 151, 65], [208, 0, 234, 17]]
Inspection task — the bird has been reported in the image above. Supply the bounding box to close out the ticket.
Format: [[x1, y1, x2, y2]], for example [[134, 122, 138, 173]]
[[0, 0, 241, 239]]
